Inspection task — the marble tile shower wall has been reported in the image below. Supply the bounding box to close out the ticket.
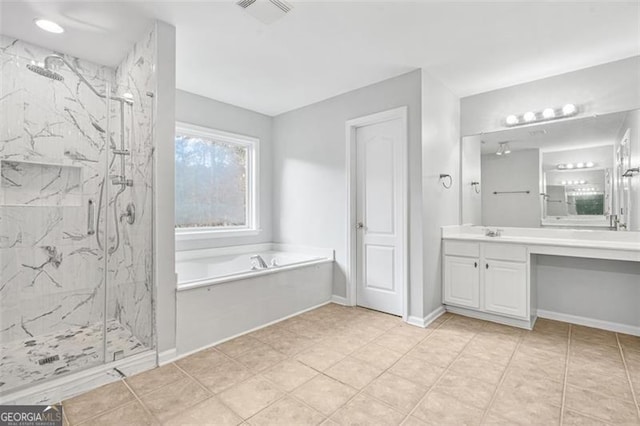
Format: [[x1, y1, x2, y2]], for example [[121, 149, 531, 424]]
[[0, 32, 155, 351], [108, 28, 155, 349]]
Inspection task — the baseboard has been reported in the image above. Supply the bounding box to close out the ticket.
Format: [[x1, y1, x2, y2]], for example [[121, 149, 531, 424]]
[[331, 295, 350, 306], [158, 348, 178, 366], [446, 306, 534, 330], [537, 309, 640, 337], [174, 300, 331, 362], [406, 305, 446, 328], [0, 350, 156, 405]]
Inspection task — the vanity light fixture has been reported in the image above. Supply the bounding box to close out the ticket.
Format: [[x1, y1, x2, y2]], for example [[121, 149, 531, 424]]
[[34, 19, 64, 34], [506, 115, 519, 125], [557, 162, 594, 170], [505, 103, 579, 127], [562, 103, 577, 116]]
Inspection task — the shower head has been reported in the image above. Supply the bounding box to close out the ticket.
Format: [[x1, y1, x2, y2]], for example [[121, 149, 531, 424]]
[[26, 63, 64, 81]]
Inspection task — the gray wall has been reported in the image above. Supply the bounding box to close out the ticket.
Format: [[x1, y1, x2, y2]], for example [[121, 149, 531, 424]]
[[461, 56, 640, 136], [421, 71, 461, 316], [175, 90, 273, 251], [272, 70, 426, 319], [481, 149, 541, 228], [537, 256, 640, 329]]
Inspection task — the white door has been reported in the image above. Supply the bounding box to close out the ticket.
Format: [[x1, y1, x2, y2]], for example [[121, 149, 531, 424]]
[[443, 255, 480, 309], [484, 260, 527, 318], [355, 117, 405, 316]]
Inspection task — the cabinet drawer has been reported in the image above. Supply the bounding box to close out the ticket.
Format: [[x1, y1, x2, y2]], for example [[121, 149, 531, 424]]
[[443, 240, 480, 258], [483, 243, 527, 262]]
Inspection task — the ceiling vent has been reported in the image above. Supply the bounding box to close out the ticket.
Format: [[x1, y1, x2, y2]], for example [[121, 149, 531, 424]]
[[237, 0, 293, 25]]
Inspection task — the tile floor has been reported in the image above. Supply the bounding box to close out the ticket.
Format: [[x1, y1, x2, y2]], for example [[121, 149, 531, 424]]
[[61, 304, 640, 425]]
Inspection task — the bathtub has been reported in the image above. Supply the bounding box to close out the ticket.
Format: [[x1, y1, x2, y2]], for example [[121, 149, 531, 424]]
[[176, 244, 334, 290], [175, 243, 334, 355]]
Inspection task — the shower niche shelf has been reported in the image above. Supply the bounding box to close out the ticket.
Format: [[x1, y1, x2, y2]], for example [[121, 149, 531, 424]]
[[0, 158, 83, 207]]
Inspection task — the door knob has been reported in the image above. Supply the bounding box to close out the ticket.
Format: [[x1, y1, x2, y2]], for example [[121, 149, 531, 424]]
[[356, 222, 364, 229]]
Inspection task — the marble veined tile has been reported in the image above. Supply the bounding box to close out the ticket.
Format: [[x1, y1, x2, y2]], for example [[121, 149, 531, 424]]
[[0, 319, 146, 394]]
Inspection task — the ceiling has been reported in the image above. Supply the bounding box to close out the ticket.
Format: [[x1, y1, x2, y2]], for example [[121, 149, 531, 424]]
[[1, 1, 639, 116], [465, 110, 630, 155]]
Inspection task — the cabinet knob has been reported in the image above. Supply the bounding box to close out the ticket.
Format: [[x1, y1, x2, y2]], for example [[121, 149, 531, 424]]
[[486, 263, 489, 269], [474, 262, 478, 268]]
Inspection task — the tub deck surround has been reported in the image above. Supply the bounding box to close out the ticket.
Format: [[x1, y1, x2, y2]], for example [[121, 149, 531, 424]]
[[441, 225, 640, 333], [175, 243, 334, 290], [175, 244, 334, 356]]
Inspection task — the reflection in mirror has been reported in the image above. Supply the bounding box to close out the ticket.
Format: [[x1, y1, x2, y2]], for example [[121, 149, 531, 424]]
[[461, 109, 640, 231]]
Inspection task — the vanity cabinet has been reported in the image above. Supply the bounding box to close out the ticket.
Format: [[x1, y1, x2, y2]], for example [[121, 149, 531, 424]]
[[443, 240, 530, 325], [443, 255, 480, 308]]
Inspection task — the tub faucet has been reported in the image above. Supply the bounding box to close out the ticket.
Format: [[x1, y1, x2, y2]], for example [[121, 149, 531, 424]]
[[251, 254, 269, 269]]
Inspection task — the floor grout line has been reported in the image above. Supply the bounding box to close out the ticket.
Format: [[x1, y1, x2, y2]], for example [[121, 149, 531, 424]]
[[478, 331, 525, 425], [400, 316, 485, 424], [309, 314, 453, 424], [616, 333, 640, 420], [559, 324, 572, 426], [120, 379, 164, 425]]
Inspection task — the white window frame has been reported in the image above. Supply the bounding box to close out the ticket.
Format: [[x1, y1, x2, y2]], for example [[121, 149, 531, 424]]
[[174, 122, 260, 240]]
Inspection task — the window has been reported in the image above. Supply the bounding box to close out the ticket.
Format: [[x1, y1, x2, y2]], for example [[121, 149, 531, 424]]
[[175, 123, 259, 239]]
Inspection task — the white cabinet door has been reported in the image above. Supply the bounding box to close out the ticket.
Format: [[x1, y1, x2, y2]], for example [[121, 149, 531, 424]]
[[444, 255, 480, 309], [484, 260, 527, 318]]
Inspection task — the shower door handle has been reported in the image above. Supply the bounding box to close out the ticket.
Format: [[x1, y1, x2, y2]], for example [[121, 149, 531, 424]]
[[87, 199, 95, 235]]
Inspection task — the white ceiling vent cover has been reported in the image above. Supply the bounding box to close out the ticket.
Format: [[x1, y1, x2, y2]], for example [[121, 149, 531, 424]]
[[237, 0, 293, 25]]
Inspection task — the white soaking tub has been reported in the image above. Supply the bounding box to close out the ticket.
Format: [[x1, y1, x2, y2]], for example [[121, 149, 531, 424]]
[[175, 243, 334, 355], [176, 244, 333, 290]]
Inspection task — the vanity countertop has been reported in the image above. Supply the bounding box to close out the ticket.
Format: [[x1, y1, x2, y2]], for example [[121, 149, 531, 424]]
[[442, 225, 640, 256]]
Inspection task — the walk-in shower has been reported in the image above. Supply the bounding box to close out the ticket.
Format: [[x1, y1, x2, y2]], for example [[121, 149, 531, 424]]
[[0, 32, 156, 400]]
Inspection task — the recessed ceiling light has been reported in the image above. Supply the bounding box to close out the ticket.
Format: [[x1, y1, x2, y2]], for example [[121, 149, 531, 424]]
[[34, 19, 64, 34]]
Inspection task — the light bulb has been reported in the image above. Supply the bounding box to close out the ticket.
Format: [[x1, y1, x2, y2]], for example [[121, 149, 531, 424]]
[[585, 162, 594, 168], [562, 104, 577, 116], [34, 19, 64, 34], [542, 108, 555, 119], [523, 111, 536, 122], [561, 181, 567, 185], [566, 163, 574, 169], [503, 143, 511, 155], [557, 164, 566, 170], [506, 115, 519, 126], [576, 162, 584, 168]]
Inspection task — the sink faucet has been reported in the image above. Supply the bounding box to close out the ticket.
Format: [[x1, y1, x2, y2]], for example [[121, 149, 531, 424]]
[[484, 228, 503, 237], [251, 254, 269, 269]]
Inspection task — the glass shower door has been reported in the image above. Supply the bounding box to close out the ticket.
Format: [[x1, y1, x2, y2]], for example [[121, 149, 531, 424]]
[[0, 39, 109, 394]]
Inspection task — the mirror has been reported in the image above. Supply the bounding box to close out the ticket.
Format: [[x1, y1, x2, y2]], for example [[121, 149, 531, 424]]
[[461, 109, 638, 230]]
